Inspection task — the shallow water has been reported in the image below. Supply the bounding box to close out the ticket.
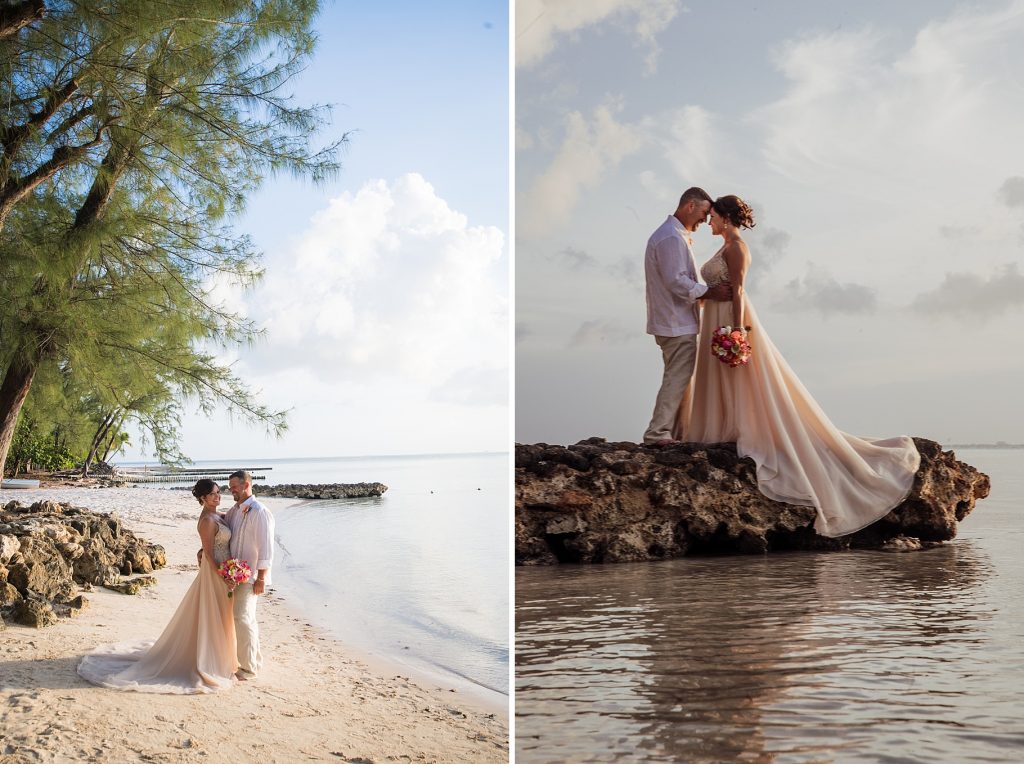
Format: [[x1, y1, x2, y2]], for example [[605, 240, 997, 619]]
[[267, 452, 509, 705], [515, 449, 1023, 762]]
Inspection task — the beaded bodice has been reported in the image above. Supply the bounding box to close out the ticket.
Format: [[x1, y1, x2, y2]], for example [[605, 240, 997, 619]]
[[701, 250, 730, 287], [213, 520, 232, 566]]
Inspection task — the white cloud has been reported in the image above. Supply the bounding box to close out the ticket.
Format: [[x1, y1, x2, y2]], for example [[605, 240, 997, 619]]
[[756, 2, 1024, 197], [519, 101, 645, 238], [516, 0, 682, 72], [643, 105, 720, 187], [255, 173, 507, 404]]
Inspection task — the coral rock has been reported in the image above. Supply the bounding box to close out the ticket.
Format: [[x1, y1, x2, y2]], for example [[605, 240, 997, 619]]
[[516, 437, 990, 565]]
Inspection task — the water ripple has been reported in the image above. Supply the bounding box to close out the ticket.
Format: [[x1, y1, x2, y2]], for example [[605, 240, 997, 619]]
[[516, 449, 1023, 763]]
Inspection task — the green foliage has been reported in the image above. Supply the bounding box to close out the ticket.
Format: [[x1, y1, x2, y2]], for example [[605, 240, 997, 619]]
[[0, 0, 343, 468], [6, 414, 79, 474]]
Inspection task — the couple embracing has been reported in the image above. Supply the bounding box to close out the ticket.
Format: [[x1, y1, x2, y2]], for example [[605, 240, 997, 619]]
[[643, 187, 921, 538], [78, 470, 274, 694]]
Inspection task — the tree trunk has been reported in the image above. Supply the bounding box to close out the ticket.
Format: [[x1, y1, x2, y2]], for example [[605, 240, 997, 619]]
[[100, 415, 125, 462], [0, 348, 40, 476], [83, 410, 116, 476]]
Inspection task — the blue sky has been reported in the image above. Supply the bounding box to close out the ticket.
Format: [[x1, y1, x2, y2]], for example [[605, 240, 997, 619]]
[[125, 1, 509, 462], [516, 0, 1024, 445]]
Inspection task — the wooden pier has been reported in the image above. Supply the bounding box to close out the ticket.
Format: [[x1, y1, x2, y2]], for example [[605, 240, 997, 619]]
[[113, 467, 272, 484]]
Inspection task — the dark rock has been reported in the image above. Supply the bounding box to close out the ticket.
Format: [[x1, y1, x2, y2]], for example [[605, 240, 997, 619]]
[[0, 500, 167, 626], [74, 537, 121, 586], [105, 576, 158, 595], [516, 437, 990, 565], [123, 543, 154, 574], [251, 482, 388, 499], [0, 581, 22, 606], [29, 500, 64, 515], [5, 536, 74, 600], [12, 597, 58, 628], [57, 542, 84, 560], [65, 594, 89, 616], [148, 544, 167, 568]]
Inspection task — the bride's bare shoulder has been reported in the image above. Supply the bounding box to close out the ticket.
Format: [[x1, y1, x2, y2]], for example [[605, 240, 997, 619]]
[[723, 238, 751, 261]]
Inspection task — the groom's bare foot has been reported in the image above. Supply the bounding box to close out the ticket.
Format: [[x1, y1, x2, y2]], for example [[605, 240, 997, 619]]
[[651, 439, 679, 447], [235, 670, 255, 681]]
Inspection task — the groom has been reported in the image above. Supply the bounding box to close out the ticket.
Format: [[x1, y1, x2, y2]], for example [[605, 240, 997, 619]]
[[643, 187, 732, 445], [224, 469, 275, 680]]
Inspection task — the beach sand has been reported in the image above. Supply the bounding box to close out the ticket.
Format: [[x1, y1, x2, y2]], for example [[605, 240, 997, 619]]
[[0, 487, 508, 763]]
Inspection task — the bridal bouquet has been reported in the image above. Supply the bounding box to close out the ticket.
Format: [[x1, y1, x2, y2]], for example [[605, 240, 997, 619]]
[[711, 326, 752, 367], [217, 558, 252, 598]]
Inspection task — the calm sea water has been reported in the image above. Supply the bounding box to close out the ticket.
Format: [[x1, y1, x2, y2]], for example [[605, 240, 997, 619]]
[[128, 452, 509, 707], [515, 449, 1023, 762]]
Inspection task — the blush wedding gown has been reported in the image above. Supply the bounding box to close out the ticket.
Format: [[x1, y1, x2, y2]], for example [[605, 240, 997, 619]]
[[78, 517, 238, 693], [678, 249, 921, 537]]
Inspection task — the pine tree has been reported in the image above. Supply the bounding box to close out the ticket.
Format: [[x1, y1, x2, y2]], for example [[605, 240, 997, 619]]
[[0, 0, 342, 472]]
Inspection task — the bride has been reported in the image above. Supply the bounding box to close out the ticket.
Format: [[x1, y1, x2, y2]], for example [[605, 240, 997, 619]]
[[679, 195, 920, 537], [78, 479, 238, 693]]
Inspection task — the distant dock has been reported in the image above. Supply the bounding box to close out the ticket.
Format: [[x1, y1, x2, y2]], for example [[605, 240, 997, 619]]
[[113, 467, 272, 484]]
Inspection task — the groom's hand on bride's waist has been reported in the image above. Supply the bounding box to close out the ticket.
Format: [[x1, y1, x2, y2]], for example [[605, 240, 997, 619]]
[[705, 283, 732, 301]]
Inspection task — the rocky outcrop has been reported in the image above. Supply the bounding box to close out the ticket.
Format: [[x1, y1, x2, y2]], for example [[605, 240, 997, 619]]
[[0, 500, 167, 628], [252, 482, 388, 499], [516, 438, 990, 565]]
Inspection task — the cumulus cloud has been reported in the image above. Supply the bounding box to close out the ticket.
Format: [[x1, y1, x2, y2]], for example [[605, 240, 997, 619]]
[[251, 173, 507, 406], [569, 320, 639, 347], [778, 266, 878, 315], [516, 0, 683, 73], [911, 263, 1024, 317], [519, 101, 645, 238]]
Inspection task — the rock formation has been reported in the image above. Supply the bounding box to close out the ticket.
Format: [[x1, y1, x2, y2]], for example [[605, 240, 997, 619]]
[[516, 438, 990, 565], [0, 500, 167, 627], [252, 482, 388, 499]]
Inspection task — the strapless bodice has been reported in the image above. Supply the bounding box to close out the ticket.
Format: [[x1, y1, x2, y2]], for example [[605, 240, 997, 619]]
[[701, 251, 730, 287]]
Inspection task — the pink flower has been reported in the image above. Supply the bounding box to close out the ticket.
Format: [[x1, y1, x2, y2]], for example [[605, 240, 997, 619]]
[[217, 558, 252, 598]]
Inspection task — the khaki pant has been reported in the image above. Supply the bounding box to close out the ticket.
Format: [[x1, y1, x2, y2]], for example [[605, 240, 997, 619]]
[[643, 334, 697, 443], [232, 582, 263, 676]]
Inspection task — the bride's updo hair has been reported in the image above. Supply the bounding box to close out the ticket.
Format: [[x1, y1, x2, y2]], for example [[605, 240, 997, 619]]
[[712, 195, 756, 229], [192, 478, 218, 503]]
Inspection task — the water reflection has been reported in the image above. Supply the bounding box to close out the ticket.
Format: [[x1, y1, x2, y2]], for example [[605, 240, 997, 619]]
[[516, 542, 1014, 763]]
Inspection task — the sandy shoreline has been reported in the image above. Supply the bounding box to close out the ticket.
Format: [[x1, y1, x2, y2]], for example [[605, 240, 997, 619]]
[[0, 487, 508, 763]]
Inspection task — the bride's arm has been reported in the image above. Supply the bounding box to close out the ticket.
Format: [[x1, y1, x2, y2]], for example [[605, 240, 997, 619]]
[[722, 241, 750, 329]]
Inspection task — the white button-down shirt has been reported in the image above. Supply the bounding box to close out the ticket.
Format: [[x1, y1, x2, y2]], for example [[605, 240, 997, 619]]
[[225, 496, 275, 585], [645, 215, 708, 336]]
